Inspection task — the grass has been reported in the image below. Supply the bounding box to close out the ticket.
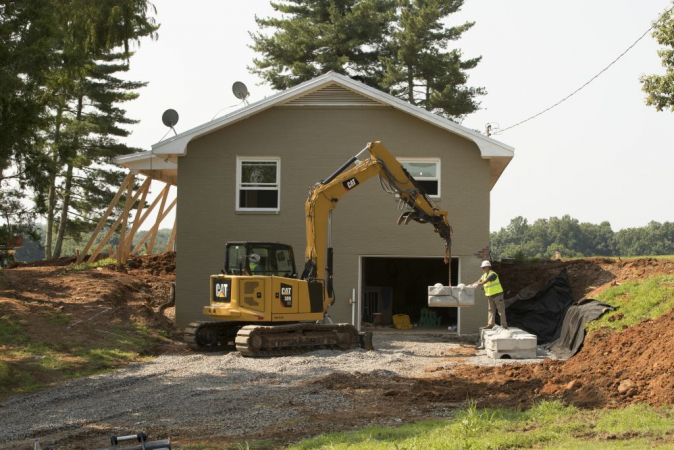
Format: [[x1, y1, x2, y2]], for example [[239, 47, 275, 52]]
[[0, 318, 170, 397], [68, 257, 117, 271], [287, 401, 674, 450], [588, 275, 674, 332]]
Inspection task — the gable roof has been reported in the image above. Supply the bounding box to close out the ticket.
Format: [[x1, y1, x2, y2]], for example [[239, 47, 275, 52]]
[[122, 72, 514, 188]]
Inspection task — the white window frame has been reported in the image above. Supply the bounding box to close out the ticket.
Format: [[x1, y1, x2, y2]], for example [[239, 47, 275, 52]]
[[236, 156, 281, 212], [397, 157, 441, 199]]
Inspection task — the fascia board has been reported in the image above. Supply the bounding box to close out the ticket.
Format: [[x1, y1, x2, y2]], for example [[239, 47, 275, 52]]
[[115, 152, 177, 170]]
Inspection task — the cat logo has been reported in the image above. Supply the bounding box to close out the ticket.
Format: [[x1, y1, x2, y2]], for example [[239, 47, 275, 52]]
[[343, 177, 359, 190], [280, 283, 293, 307], [212, 278, 231, 303]]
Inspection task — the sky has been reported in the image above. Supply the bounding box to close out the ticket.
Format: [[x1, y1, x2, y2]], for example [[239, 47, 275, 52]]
[[119, 0, 674, 233]]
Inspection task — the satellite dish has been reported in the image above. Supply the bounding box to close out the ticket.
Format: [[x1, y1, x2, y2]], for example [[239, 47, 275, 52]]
[[232, 82, 250, 101], [162, 109, 179, 128]]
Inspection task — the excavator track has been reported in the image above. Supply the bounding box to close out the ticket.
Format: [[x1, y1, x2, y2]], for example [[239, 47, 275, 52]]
[[235, 323, 359, 357], [184, 321, 241, 351]]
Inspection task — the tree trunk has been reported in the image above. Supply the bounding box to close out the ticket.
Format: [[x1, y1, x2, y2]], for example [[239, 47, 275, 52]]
[[45, 106, 63, 260], [45, 173, 57, 259], [52, 162, 73, 258], [53, 95, 82, 258], [407, 66, 415, 105]]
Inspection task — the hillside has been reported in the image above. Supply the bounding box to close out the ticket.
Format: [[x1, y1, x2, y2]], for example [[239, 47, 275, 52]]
[[0, 253, 180, 398]]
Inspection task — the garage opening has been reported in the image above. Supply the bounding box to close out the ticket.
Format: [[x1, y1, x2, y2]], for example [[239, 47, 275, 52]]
[[361, 257, 459, 330]]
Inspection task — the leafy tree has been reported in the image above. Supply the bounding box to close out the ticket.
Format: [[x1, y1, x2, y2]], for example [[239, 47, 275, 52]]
[[381, 0, 484, 120], [250, 0, 395, 90], [491, 216, 674, 259], [0, 0, 56, 176], [641, 2, 674, 112]]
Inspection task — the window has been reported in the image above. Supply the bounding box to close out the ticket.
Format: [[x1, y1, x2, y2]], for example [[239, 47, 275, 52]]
[[236, 157, 280, 211], [398, 158, 441, 198]]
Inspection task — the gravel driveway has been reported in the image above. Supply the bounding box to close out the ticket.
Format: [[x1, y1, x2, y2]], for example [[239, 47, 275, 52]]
[[0, 331, 548, 450]]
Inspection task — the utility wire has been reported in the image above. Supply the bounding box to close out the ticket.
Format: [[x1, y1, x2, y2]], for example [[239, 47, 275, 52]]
[[494, 4, 674, 136]]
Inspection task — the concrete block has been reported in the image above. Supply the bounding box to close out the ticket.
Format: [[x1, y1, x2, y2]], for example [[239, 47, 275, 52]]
[[428, 284, 475, 307], [481, 326, 538, 359], [486, 348, 537, 360]]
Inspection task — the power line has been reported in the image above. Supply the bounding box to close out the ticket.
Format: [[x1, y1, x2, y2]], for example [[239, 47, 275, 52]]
[[493, 4, 674, 136]]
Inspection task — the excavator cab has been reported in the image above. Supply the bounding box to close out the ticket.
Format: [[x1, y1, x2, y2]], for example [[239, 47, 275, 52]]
[[224, 242, 298, 278]]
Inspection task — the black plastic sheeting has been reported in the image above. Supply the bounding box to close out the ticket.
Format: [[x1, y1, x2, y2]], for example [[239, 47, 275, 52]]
[[502, 268, 575, 345], [546, 299, 616, 359], [503, 268, 616, 359]]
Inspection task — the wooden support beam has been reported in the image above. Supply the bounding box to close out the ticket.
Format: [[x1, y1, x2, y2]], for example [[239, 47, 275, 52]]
[[117, 180, 134, 264], [88, 181, 170, 263], [166, 216, 177, 252], [130, 198, 177, 256], [147, 185, 169, 254], [76, 172, 134, 263], [121, 177, 152, 253]]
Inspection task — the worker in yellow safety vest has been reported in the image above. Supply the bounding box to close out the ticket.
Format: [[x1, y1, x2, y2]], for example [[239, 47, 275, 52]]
[[471, 260, 507, 329], [248, 253, 262, 275]]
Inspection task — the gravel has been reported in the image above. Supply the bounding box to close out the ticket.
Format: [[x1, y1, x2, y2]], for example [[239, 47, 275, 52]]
[[0, 331, 549, 449]]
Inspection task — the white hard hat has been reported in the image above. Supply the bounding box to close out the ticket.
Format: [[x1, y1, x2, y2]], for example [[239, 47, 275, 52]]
[[481, 260, 491, 268], [249, 253, 261, 263]]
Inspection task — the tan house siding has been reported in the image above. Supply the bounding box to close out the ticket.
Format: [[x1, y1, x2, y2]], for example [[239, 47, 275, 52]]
[[175, 105, 492, 333]]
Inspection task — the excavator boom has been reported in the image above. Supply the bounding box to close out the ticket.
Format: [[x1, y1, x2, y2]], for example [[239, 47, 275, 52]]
[[303, 141, 453, 302]]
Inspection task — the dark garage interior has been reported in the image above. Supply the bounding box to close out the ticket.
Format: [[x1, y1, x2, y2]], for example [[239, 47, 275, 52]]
[[362, 257, 459, 329]]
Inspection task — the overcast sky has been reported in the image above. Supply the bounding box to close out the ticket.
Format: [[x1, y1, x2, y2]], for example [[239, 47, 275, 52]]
[[120, 0, 674, 232]]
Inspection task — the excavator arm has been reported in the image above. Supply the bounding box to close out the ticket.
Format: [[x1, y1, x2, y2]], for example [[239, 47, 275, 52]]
[[303, 141, 453, 305]]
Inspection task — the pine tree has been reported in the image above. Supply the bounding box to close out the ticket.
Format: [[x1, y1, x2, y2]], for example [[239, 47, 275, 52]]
[[250, 0, 484, 120], [43, 0, 158, 258], [381, 0, 485, 120], [249, 0, 396, 90], [50, 52, 149, 258]]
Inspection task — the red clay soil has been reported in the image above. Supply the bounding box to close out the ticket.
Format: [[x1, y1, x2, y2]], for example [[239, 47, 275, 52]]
[[497, 257, 674, 301], [126, 251, 176, 276], [435, 309, 674, 409], [0, 253, 178, 346]]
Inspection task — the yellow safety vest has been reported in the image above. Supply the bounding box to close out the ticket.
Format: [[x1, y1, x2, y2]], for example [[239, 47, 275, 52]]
[[250, 263, 260, 274], [481, 270, 503, 296]]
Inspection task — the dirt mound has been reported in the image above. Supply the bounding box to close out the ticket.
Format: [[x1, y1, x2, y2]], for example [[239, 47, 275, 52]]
[[498, 257, 674, 301], [126, 251, 176, 276]]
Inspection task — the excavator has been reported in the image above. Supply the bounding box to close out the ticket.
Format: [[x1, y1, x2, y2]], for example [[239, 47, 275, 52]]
[[184, 141, 453, 356]]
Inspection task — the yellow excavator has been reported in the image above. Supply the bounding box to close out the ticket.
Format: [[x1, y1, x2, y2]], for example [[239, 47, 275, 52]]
[[184, 141, 453, 356]]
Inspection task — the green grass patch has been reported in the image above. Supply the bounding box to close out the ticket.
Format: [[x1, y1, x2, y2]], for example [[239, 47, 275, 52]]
[[0, 319, 171, 398], [68, 257, 117, 271], [47, 310, 72, 325], [588, 275, 674, 332], [0, 315, 30, 345], [288, 401, 674, 450]]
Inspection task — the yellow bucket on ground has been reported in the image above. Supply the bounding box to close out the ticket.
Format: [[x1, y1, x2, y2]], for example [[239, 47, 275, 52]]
[[392, 314, 413, 330]]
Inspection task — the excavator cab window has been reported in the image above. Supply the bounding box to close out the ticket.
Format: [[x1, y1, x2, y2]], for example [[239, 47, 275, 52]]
[[225, 242, 297, 278]]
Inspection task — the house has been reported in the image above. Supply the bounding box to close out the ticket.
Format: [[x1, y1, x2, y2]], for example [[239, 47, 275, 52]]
[[117, 72, 514, 334]]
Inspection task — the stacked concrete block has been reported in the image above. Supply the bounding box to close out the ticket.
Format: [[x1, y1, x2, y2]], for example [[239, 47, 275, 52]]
[[481, 326, 537, 360], [428, 284, 475, 307]]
